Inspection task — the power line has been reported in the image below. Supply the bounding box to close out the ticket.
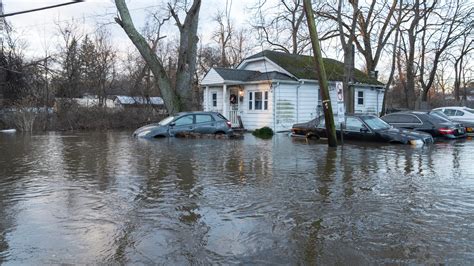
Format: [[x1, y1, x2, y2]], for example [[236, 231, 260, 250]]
[[0, 0, 84, 18], [11, 4, 161, 31]]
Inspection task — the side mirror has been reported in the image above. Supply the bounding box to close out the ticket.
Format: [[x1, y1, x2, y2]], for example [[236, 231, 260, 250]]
[[169, 122, 176, 127]]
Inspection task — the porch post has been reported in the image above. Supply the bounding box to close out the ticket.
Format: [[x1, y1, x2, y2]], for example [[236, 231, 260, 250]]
[[223, 84, 227, 117], [205, 86, 209, 110]]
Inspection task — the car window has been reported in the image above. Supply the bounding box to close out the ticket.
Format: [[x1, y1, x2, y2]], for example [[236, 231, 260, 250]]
[[174, 115, 194, 126], [195, 114, 214, 123], [382, 114, 418, 123], [381, 114, 399, 123], [317, 117, 341, 129], [444, 109, 457, 116], [362, 116, 391, 130], [455, 110, 465, 116], [345, 117, 365, 131]]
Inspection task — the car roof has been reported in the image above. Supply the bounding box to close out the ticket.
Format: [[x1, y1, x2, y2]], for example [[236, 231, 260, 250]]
[[176, 111, 219, 116]]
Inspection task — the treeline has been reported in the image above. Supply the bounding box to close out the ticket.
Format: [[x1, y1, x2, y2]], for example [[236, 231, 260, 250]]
[[0, 0, 473, 130]]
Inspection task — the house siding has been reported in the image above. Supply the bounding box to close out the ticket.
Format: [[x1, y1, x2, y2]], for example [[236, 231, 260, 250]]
[[274, 83, 320, 132], [203, 87, 224, 114], [240, 60, 281, 73], [354, 87, 384, 115], [239, 83, 273, 130], [201, 68, 224, 85]]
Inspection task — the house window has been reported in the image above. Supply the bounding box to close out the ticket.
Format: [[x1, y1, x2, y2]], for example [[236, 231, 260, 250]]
[[248, 92, 253, 110], [212, 93, 217, 107], [357, 91, 364, 105], [248, 91, 269, 111]]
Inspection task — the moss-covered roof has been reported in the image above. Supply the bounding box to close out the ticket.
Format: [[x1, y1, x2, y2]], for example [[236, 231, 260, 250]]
[[245, 50, 383, 86]]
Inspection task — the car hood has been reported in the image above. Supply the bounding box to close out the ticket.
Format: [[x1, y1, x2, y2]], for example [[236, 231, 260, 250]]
[[133, 123, 168, 138], [377, 127, 432, 143]]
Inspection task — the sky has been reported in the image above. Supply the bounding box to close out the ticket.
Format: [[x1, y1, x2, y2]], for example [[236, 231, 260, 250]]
[[2, 0, 253, 58]]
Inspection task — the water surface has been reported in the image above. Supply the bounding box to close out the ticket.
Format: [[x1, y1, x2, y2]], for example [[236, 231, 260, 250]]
[[0, 132, 473, 264]]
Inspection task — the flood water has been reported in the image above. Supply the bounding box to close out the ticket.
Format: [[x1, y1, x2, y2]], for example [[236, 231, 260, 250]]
[[0, 131, 473, 264]]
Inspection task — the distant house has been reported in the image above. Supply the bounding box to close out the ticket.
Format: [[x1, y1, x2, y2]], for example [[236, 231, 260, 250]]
[[113, 96, 165, 114], [113, 96, 164, 108], [54, 95, 115, 110], [200, 50, 384, 131]]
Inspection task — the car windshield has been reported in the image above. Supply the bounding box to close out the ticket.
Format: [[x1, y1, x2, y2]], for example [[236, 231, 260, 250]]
[[463, 108, 474, 114], [426, 112, 449, 123], [429, 110, 451, 122], [362, 116, 391, 130], [158, 116, 175, 126]]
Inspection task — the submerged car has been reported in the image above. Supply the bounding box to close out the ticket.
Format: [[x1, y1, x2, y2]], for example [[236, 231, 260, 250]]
[[381, 111, 466, 139], [291, 114, 433, 144], [133, 111, 233, 138]]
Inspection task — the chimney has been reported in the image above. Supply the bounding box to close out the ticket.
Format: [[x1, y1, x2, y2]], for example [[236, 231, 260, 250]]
[[369, 70, 378, 80]]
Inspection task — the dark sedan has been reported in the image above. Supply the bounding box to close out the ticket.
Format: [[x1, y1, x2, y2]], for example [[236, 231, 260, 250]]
[[381, 111, 466, 139], [133, 111, 233, 138], [291, 114, 433, 145]]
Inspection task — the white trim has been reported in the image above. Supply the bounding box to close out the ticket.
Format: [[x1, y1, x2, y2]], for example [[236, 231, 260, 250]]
[[223, 84, 227, 118]]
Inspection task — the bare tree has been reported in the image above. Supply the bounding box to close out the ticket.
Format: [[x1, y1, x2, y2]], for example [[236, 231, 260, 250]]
[[251, 0, 320, 54], [451, 31, 473, 101], [212, 1, 233, 67], [80, 29, 116, 107], [418, 0, 471, 106], [114, 0, 202, 114]]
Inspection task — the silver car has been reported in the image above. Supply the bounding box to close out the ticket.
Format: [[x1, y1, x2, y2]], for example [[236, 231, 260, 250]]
[[133, 111, 233, 138]]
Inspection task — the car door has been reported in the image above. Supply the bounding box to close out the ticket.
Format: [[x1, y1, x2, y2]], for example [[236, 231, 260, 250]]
[[343, 117, 372, 141], [169, 115, 195, 136], [194, 114, 216, 134]]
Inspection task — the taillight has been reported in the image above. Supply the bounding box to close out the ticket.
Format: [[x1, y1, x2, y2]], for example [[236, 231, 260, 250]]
[[226, 121, 232, 128], [438, 128, 454, 135]]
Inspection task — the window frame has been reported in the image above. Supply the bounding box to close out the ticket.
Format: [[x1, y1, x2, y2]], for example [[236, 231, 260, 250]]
[[385, 114, 423, 125], [357, 90, 364, 106], [248, 90, 269, 111], [195, 114, 215, 124], [173, 115, 194, 126], [211, 93, 217, 107]]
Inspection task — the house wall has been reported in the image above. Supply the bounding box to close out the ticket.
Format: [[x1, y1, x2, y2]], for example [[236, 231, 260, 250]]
[[239, 83, 274, 130], [274, 82, 320, 132], [203, 87, 224, 114], [354, 87, 385, 115], [240, 60, 281, 73]]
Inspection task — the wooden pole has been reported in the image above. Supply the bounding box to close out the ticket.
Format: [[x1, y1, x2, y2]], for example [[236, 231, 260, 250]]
[[303, 0, 338, 147]]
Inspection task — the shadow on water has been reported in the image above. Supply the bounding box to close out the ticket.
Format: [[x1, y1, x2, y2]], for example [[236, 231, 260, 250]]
[[0, 132, 473, 264]]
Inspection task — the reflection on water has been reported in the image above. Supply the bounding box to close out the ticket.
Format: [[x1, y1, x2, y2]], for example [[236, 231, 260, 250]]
[[0, 132, 473, 264]]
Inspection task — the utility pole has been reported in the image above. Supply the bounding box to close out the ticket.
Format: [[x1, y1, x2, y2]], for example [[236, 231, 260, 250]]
[[303, 0, 337, 147]]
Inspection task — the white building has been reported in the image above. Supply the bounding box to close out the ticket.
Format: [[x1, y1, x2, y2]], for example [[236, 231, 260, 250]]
[[201, 50, 385, 132]]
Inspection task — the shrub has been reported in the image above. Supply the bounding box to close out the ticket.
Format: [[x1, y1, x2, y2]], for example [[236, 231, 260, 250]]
[[252, 126, 274, 139]]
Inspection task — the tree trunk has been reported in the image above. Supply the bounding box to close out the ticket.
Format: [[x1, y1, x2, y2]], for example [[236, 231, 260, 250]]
[[115, 0, 201, 114], [343, 44, 354, 113], [175, 0, 201, 111]]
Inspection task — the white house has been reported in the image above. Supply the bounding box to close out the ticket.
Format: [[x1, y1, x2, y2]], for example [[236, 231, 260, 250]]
[[201, 50, 385, 132]]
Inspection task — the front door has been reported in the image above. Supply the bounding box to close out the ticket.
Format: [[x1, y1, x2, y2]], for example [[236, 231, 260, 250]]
[[228, 89, 240, 127]]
